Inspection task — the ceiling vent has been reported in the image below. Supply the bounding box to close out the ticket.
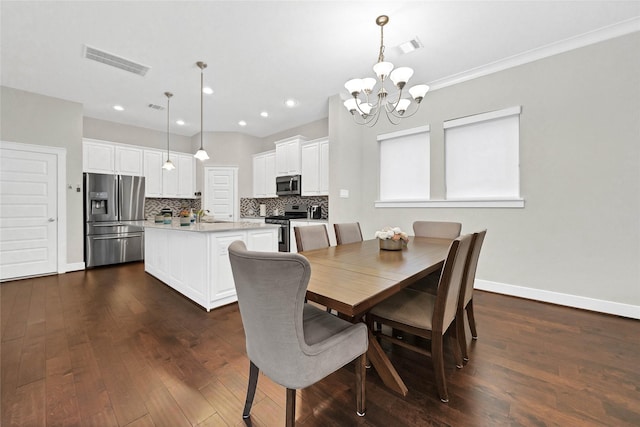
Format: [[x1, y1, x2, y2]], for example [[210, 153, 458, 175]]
[[84, 45, 150, 76], [148, 103, 164, 111]]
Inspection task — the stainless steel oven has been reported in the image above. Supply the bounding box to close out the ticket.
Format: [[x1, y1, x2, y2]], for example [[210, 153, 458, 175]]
[[264, 204, 308, 252]]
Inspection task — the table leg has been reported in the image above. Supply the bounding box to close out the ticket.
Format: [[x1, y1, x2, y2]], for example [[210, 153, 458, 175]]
[[366, 330, 408, 396]]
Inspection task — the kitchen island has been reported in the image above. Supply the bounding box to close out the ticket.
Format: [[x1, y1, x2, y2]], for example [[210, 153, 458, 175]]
[[144, 220, 279, 311]]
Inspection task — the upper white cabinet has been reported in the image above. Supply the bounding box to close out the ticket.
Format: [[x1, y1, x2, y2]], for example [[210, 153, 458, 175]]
[[275, 135, 306, 176], [253, 150, 276, 198], [83, 139, 143, 176], [143, 150, 164, 197], [156, 151, 195, 198], [301, 138, 329, 196]]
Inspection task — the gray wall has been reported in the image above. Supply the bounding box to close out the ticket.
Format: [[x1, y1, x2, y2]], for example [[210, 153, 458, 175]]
[[1, 86, 84, 264], [328, 33, 640, 307]]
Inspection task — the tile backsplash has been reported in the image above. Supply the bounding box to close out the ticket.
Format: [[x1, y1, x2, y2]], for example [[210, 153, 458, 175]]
[[145, 198, 201, 218], [240, 196, 328, 219]]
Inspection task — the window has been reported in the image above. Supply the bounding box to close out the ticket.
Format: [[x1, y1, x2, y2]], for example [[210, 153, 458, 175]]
[[377, 126, 430, 203], [444, 106, 522, 202]]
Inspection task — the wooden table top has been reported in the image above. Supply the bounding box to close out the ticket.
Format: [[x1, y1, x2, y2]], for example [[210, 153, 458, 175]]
[[303, 237, 451, 318]]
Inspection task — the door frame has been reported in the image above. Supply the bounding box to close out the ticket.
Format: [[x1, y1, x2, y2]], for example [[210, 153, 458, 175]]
[[0, 140, 67, 274], [203, 166, 239, 222]]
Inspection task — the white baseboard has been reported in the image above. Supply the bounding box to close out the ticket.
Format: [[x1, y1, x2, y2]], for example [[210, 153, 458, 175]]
[[66, 262, 85, 272], [475, 279, 640, 320]]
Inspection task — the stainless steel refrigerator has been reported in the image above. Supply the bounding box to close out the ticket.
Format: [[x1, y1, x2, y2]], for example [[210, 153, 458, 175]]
[[83, 173, 145, 268]]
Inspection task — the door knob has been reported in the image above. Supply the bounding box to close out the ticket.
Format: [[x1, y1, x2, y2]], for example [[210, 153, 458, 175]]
[[48, 218, 55, 222]]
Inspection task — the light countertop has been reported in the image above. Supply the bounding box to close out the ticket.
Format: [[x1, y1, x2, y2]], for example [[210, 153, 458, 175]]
[[144, 219, 280, 233]]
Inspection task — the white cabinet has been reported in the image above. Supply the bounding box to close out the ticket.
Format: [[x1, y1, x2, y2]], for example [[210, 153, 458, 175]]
[[144, 149, 195, 198], [145, 226, 278, 311], [83, 139, 143, 176], [289, 220, 335, 253], [143, 150, 164, 197], [300, 138, 329, 196], [275, 135, 306, 176], [115, 145, 143, 176], [253, 150, 276, 198]]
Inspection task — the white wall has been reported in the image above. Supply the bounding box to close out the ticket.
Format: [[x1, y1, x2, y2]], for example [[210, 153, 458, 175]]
[[1, 86, 84, 265], [328, 32, 640, 314]]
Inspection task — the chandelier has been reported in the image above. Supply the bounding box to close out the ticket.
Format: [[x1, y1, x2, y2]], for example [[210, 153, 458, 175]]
[[343, 15, 429, 126], [194, 61, 210, 161], [162, 91, 176, 170]]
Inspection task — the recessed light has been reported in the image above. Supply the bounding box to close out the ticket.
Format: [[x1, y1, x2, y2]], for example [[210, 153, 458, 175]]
[[113, 105, 124, 111], [176, 119, 185, 125], [238, 120, 247, 126], [260, 111, 269, 118], [284, 98, 298, 108], [203, 87, 214, 95]]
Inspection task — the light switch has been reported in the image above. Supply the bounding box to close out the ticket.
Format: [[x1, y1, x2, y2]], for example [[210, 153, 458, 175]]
[[340, 189, 349, 198]]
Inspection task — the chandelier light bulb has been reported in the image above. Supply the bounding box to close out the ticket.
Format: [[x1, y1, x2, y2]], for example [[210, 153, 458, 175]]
[[373, 61, 394, 80], [390, 67, 414, 89], [409, 84, 430, 102]]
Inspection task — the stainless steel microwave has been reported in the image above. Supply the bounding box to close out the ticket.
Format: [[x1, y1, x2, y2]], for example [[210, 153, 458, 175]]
[[276, 175, 301, 196]]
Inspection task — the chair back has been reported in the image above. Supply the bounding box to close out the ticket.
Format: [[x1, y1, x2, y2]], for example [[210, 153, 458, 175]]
[[228, 241, 310, 382], [334, 222, 363, 245], [462, 230, 487, 306], [294, 224, 330, 252], [432, 234, 473, 333], [413, 221, 462, 239]]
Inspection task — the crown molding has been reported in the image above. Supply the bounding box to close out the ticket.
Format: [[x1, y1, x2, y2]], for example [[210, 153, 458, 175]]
[[429, 17, 640, 91]]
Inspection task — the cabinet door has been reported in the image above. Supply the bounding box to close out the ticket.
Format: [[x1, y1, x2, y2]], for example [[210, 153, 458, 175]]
[[83, 140, 115, 174], [253, 154, 266, 197], [319, 140, 329, 195], [162, 152, 179, 197], [143, 150, 164, 197], [177, 154, 195, 198], [264, 151, 276, 197], [115, 146, 143, 176], [301, 141, 319, 195], [212, 233, 246, 303], [275, 143, 288, 176], [247, 228, 277, 252], [285, 141, 301, 175]]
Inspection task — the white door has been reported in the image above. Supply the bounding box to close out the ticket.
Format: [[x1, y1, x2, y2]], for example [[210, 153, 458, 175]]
[[0, 146, 58, 280], [204, 167, 237, 221]]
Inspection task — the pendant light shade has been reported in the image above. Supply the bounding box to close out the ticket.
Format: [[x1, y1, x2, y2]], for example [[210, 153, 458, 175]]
[[162, 91, 176, 170], [194, 61, 210, 161]]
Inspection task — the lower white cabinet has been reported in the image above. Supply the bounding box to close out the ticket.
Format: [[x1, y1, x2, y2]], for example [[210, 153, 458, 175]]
[[289, 220, 335, 253], [145, 227, 278, 311]]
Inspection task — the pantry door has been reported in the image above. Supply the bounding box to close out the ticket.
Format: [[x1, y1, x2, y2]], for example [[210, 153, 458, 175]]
[[203, 167, 238, 222], [0, 142, 65, 280]]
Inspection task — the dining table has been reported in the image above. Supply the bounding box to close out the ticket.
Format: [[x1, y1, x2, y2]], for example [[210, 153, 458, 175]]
[[302, 236, 452, 396]]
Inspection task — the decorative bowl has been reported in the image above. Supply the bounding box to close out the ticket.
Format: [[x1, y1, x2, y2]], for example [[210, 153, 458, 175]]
[[179, 217, 191, 226], [379, 238, 406, 251], [154, 215, 164, 223]]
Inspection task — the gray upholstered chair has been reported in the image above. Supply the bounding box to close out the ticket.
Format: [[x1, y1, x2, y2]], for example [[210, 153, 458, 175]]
[[334, 222, 363, 245], [457, 230, 487, 362], [367, 234, 473, 403], [294, 224, 330, 252], [409, 221, 463, 293], [413, 221, 462, 239], [228, 241, 368, 426]]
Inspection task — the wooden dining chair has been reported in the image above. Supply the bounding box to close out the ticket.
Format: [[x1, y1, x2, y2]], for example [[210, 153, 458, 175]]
[[334, 222, 363, 245], [294, 224, 330, 252], [228, 241, 368, 426], [409, 221, 462, 293], [367, 234, 473, 403], [457, 229, 487, 362]]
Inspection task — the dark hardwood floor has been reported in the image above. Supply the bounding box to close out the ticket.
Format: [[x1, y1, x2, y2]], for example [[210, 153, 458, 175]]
[[2, 262, 639, 426]]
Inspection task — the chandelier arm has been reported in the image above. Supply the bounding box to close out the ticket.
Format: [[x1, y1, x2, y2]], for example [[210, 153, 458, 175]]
[[388, 104, 422, 119], [383, 108, 403, 126]]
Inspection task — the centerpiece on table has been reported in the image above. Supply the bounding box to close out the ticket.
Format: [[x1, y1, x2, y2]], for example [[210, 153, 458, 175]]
[[375, 226, 409, 251]]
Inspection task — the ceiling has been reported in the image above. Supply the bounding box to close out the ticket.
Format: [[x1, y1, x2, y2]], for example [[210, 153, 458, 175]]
[[2, 1, 639, 138]]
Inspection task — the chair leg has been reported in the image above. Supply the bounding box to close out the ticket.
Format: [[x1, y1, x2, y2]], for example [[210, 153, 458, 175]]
[[449, 327, 464, 369], [466, 299, 478, 339], [355, 353, 366, 416], [432, 333, 449, 403], [243, 361, 260, 419], [285, 388, 296, 427], [456, 310, 469, 362]]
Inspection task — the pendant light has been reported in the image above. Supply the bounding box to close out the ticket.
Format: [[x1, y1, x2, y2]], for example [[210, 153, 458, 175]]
[[162, 91, 176, 170], [194, 61, 210, 161]]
